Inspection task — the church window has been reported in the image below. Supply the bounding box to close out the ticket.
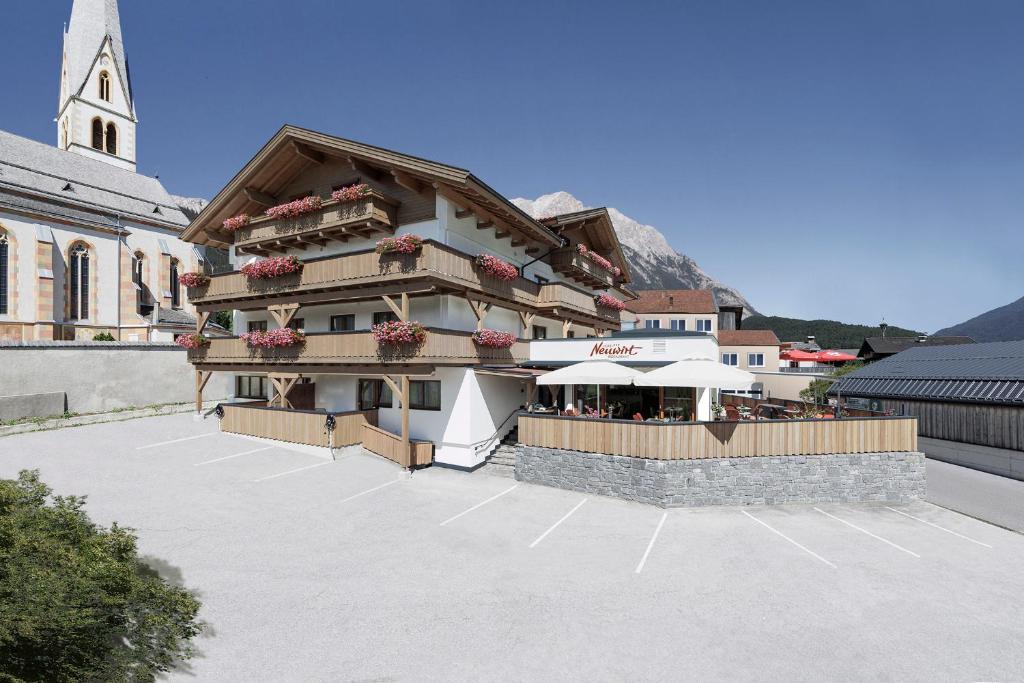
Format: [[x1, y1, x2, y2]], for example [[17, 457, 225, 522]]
[[132, 251, 144, 286], [91, 118, 103, 150], [99, 71, 111, 102], [170, 258, 181, 309], [105, 123, 117, 154], [69, 243, 90, 321], [0, 232, 9, 316]]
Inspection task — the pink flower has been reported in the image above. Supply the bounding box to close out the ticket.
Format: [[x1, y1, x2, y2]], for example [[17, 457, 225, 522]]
[[474, 254, 519, 281], [178, 272, 210, 288], [264, 195, 323, 220], [240, 256, 304, 280], [376, 234, 423, 255], [222, 214, 251, 232], [240, 327, 306, 348], [471, 329, 517, 348], [576, 242, 617, 274], [372, 320, 427, 346], [595, 293, 626, 311], [175, 334, 209, 350], [331, 183, 372, 203]]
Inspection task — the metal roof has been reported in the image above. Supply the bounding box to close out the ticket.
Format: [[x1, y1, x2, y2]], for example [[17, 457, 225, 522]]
[[830, 340, 1024, 405]]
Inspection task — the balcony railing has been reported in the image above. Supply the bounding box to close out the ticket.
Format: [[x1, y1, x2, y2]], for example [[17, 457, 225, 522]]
[[548, 248, 617, 288], [231, 191, 399, 251], [187, 240, 620, 326], [188, 328, 529, 367]]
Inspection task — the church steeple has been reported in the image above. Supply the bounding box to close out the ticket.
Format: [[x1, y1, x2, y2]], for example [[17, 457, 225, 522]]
[[57, 0, 137, 171]]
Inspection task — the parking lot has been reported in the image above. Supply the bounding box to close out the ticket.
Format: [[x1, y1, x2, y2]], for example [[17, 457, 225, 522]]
[[2, 412, 1023, 681]]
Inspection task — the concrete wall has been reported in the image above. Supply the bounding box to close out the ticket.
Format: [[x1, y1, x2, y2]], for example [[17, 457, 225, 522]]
[[516, 445, 926, 507], [920, 436, 1024, 482], [0, 392, 65, 422], [0, 342, 231, 414], [751, 371, 824, 402]]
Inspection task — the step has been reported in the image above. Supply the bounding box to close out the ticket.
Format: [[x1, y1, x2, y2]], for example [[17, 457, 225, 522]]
[[479, 462, 515, 478], [487, 455, 516, 467]]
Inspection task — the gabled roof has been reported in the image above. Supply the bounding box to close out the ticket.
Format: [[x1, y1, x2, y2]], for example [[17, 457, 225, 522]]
[[63, 0, 133, 114], [718, 330, 780, 347], [625, 289, 718, 315], [0, 130, 188, 229], [536, 208, 631, 284], [859, 335, 975, 357], [182, 125, 563, 250]]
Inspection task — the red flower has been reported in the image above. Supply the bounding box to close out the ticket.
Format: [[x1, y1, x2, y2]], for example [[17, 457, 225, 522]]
[[376, 234, 423, 254], [240, 256, 303, 280], [265, 195, 323, 220], [331, 183, 372, 203], [576, 242, 617, 274], [372, 321, 427, 345], [240, 328, 306, 348], [178, 272, 210, 288], [222, 214, 251, 232], [471, 329, 517, 348], [474, 254, 519, 281], [595, 293, 625, 311], [175, 334, 209, 350]]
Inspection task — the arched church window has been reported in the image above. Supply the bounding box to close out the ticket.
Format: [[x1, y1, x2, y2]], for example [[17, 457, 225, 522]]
[[105, 123, 117, 155], [0, 231, 9, 316], [69, 243, 90, 321], [91, 118, 103, 150], [133, 251, 144, 286], [169, 258, 181, 309], [99, 71, 111, 102]]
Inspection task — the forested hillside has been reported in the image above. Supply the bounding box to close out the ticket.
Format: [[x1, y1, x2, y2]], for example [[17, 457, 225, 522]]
[[743, 316, 922, 349]]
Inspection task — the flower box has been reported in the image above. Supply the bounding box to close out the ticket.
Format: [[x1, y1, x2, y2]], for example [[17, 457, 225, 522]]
[[376, 234, 423, 255], [240, 256, 303, 280], [576, 243, 616, 274], [175, 334, 209, 350], [372, 320, 427, 346], [222, 214, 251, 232], [595, 293, 626, 311], [264, 195, 323, 220], [178, 272, 210, 288], [474, 254, 519, 281], [240, 328, 306, 348], [471, 329, 517, 349], [331, 183, 372, 203]]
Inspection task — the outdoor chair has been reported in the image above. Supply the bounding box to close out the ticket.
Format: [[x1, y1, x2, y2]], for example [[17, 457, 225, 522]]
[[724, 406, 742, 421]]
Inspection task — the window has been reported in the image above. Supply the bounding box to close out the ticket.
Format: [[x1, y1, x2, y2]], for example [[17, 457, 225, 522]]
[[722, 353, 738, 366], [287, 317, 304, 331], [247, 320, 268, 333], [68, 244, 90, 320], [132, 252, 144, 286], [696, 319, 713, 332], [236, 376, 268, 399], [747, 353, 765, 368], [358, 379, 393, 410], [644, 320, 661, 329], [60, 119, 68, 150], [534, 275, 549, 285], [409, 380, 441, 410], [532, 325, 547, 340], [567, 330, 575, 338], [98, 71, 111, 101], [91, 118, 103, 150], [671, 319, 686, 331], [105, 123, 117, 155], [0, 233, 7, 315], [373, 310, 398, 326], [169, 259, 181, 308], [330, 314, 355, 332]]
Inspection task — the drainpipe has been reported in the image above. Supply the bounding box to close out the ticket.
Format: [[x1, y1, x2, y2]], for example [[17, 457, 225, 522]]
[[115, 214, 123, 340], [519, 235, 568, 280]]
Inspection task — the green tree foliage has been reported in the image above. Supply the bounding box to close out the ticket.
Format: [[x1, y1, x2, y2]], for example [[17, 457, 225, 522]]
[[92, 332, 116, 341], [743, 316, 922, 349], [0, 471, 203, 682], [212, 310, 233, 333], [798, 362, 864, 405]]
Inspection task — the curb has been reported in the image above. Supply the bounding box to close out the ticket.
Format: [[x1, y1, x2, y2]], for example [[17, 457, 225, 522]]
[[0, 400, 228, 438]]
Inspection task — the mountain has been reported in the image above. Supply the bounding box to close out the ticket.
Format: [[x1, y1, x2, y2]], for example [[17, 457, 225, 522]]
[[171, 195, 208, 221], [743, 315, 923, 349], [511, 192, 759, 315], [935, 295, 1024, 342]]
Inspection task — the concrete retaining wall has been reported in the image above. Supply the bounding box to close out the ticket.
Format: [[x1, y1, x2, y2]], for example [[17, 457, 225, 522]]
[[0, 342, 231, 415], [516, 445, 926, 507], [921, 436, 1024, 482], [0, 392, 65, 422]]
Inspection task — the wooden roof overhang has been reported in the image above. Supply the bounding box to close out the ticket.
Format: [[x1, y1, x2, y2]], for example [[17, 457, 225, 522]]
[[182, 125, 563, 254], [539, 208, 632, 284]]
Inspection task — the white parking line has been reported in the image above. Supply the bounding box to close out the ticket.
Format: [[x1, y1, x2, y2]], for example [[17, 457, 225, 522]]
[[742, 509, 837, 569], [136, 432, 218, 450], [814, 507, 920, 558], [440, 484, 518, 527], [885, 506, 993, 548], [635, 511, 668, 574], [338, 479, 399, 504], [193, 446, 273, 467], [529, 498, 588, 549], [253, 461, 331, 482]]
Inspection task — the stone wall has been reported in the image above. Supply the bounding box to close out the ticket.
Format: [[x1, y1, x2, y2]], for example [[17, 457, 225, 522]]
[[516, 445, 926, 507]]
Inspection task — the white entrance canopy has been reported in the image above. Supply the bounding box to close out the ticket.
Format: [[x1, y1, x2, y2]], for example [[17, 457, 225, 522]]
[[536, 360, 644, 386], [633, 357, 756, 390]]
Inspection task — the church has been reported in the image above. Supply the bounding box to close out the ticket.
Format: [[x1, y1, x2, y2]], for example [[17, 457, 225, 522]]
[[0, 0, 221, 342]]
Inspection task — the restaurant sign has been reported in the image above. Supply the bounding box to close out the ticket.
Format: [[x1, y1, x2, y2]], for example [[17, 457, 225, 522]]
[[529, 335, 717, 364]]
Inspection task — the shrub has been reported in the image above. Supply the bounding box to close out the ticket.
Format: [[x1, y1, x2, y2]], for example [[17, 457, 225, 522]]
[[178, 272, 210, 288], [371, 320, 427, 346], [471, 329, 517, 348], [474, 254, 518, 281], [222, 214, 250, 231], [264, 195, 322, 220], [376, 234, 423, 255], [0, 470, 203, 681], [240, 255, 303, 280], [92, 332, 115, 341], [240, 328, 305, 348], [330, 183, 372, 203]]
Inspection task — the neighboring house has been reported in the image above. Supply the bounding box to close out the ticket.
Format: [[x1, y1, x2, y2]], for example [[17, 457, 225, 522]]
[[718, 329, 781, 372], [0, 0, 218, 342], [625, 289, 719, 335], [858, 335, 975, 363], [831, 340, 1024, 479], [180, 125, 633, 469]]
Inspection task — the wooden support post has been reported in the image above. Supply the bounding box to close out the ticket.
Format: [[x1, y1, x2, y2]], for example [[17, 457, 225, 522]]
[[268, 304, 301, 329], [401, 375, 411, 469], [518, 311, 536, 339], [269, 373, 301, 409], [401, 292, 410, 322], [381, 294, 409, 322], [195, 369, 212, 414], [562, 320, 574, 338], [464, 293, 492, 331], [197, 311, 211, 335]]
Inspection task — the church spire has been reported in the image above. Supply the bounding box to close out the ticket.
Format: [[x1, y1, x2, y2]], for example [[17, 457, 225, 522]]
[[57, 0, 137, 171]]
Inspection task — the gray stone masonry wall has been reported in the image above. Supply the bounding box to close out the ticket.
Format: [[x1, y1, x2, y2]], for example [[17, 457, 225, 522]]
[[516, 446, 926, 507]]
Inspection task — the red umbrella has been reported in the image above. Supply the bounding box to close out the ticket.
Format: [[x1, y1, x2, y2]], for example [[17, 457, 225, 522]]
[[780, 349, 819, 361], [815, 350, 857, 362]]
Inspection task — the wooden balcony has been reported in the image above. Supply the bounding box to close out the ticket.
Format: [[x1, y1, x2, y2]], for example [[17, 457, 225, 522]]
[[548, 248, 617, 289], [187, 240, 620, 327], [231, 191, 399, 253], [188, 328, 529, 369]]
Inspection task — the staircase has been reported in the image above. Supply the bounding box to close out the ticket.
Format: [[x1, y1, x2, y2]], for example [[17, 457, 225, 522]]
[[479, 426, 518, 478]]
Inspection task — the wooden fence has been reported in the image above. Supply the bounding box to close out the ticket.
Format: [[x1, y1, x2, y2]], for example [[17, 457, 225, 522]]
[[518, 414, 917, 460], [361, 423, 434, 467], [220, 403, 377, 448], [721, 393, 881, 418]]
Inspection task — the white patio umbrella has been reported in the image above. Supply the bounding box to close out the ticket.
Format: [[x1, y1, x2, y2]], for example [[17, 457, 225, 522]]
[[633, 357, 756, 390], [537, 360, 643, 415]]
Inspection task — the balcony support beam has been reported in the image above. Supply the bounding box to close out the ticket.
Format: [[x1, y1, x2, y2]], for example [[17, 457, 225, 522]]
[[518, 311, 536, 339], [269, 373, 301, 409], [268, 303, 301, 329], [195, 369, 213, 415], [562, 319, 574, 338], [243, 187, 277, 207], [391, 169, 424, 194], [291, 141, 325, 164], [380, 374, 412, 469], [464, 293, 492, 331], [196, 311, 211, 335], [381, 292, 410, 322]]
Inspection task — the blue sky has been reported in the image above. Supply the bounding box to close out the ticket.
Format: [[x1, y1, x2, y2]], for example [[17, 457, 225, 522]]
[[2, 0, 1022, 331]]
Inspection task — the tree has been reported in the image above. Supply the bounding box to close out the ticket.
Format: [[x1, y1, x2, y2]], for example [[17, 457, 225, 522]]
[[798, 362, 864, 405], [212, 310, 233, 333], [0, 471, 204, 682]]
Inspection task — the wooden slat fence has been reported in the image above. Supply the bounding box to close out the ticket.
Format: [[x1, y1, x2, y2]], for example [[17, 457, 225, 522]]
[[518, 414, 917, 460], [220, 403, 377, 448], [361, 423, 433, 467], [721, 393, 882, 418]]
